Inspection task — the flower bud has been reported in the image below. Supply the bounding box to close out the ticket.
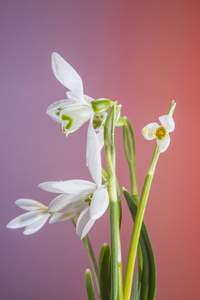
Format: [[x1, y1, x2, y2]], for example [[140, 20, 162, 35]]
[[91, 98, 112, 114]]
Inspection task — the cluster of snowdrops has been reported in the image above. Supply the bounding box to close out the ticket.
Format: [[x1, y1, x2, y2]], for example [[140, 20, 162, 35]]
[[7, 53, 176, 300]]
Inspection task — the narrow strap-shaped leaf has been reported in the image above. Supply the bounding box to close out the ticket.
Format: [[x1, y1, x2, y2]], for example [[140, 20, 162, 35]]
[[85, 269, 97, 300], [132, 273, 141, 300], [123, 188, 156, 300], [142, 222, 157, 300], [139, 235, 149, 300], [137, 243, 143, 293], [99, 243, 111, 300]]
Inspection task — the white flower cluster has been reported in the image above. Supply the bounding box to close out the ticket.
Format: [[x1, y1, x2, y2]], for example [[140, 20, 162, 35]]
[[7, 53, 110, 239]]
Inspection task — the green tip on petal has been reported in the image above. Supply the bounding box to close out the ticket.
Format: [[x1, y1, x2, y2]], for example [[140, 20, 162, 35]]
[[61, 115, 73, 129], [91, 98, 111, 114]]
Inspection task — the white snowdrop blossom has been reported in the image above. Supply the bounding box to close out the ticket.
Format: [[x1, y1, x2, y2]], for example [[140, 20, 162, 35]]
[[47, 52, 111, 178], [47, 52, 111, 136], [39, 153, 109, 240], [6, 199, 51, 235], [142, 115, 175, 152]]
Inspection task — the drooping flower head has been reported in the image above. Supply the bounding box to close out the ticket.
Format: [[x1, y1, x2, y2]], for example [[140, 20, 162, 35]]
[[142, 115, 175, 152], [48, 52, 113, 179], [39, 145, 109, 240], [47, 52, 111, 136]]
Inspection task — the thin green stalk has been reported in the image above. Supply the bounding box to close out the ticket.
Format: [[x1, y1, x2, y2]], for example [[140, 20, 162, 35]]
[[123, 101, 176, 299], [123, 146, 160, 300], [104, 104, 119, 300], [117, 224, 123, 300], [71, 218, 100, 297], [102, 168, 123, 300], [123, 118, 138, 196]]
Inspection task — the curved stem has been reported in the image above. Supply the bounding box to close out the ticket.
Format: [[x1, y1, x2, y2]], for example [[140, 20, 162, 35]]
[[71, 218, 100, 297], [123, 100, 176, 299], [123, 118, 138, 196], [123, 146, 160, 300]]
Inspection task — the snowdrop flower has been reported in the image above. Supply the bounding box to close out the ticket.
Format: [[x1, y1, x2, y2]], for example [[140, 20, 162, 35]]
[[39, 151, 109, 240], [48, 52, 112, 178], [47, 52, 111, 136], [6, 199, 51, 235], [142, 115, 175, 152]]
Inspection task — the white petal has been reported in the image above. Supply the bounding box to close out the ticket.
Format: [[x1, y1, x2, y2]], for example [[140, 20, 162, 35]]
[[46, 99, 76, 123], [97, 130, 104, 151], [86, 118, 102, 188], [48, 194, 85, 213], [142, 123, 159, 140], [60, 103, 93, 135], [90, 186, 109, 220], [23, 214, 50, 235], [83, 94, 94, 104], [49, 209, 80, 223], [157, 135, 170, 152], [159, 115, 175, 132], [66, 91, 93, 105], [76, 207, 95, 240], [66, 91, 83, 103], [39, 180, 96, 195], [6, 211, 47, 229], [51, 52, 84, 100], [15, 199, 47, 211]]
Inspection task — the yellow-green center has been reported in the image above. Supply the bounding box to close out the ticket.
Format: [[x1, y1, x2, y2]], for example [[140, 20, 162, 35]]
[[93, 115, 104, 130], [154, 126, 167, 140], [84, 193, 93, 206]]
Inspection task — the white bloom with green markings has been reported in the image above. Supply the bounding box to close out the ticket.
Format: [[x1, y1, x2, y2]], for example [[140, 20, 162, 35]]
[[39, 150, 109, 240], [47, 52, 111, 136]]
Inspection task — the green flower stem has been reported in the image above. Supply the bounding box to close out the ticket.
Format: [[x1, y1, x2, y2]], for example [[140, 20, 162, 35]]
[[71, 218, 100, 297], [102, 168, 123, 300], [123, 101, 176, 300], [117, 226, 123, 300], [104, 104, 119, 300], [123, 146, 160, 300], [123, 117, 138, 197], [116, 181, 123, 300]]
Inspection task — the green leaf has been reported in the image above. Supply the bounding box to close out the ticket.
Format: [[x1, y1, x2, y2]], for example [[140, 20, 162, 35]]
[[123, 188, 157, 300], [132, 273, 141, 300], [85, 269, 97, 300], [99, 243, 111, 300]]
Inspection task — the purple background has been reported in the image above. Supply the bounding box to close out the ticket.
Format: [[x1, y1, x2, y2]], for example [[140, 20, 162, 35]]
[[1, 1, 200, 299]]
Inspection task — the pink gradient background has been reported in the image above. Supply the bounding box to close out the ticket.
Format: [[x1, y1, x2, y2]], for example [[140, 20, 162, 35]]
[[1, 0, 200, 299]]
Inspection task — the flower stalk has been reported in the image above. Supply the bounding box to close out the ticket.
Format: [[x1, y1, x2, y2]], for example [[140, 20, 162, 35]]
[[104, 104, 120, 300], [123, 117, 138, 197], [123, 101, 176, 300], [71, 217, 100, 296]]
